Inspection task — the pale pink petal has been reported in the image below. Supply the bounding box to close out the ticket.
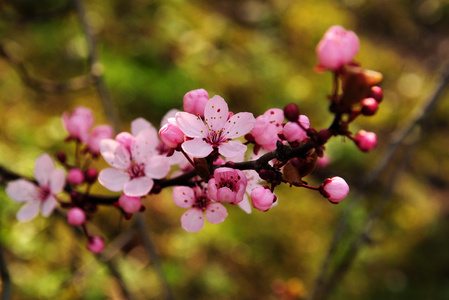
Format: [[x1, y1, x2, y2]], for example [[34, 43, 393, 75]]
[[175, 112, 208, 138], [182, 138, 213, 158], [34, 154, 54, 187], [218, 141, 247, 158], [223, 112, 255, 139], [131, 128, 157, 164], [172, 186, 195, 208], [41, 195, 57, 217], [6, 179, 39, 203], [123, 176, 154, 197], [263, 108, 285, 133], [216, 187, 236, 203], [207, 178, 218, 201], [49, 169, 66, 194], [204, 95, 229, 131], [16, 200, 40, 222], [131, 118, 152, 136], [206, 203, 228, 224], [180, 208, 205, 232], [100, 139, 131, 170], [98, 168, 130, 192], [238, 195, 252, 214], [144, 155, 170, 179], [160, 109, 180, 127], [299, 115, 310, 129]]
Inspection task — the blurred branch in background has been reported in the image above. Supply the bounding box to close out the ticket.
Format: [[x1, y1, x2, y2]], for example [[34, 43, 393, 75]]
[[0, 241, 12, 300], [311, 63, 449, 300]]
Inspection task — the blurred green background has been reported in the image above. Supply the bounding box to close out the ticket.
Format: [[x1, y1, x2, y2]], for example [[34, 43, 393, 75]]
[[1, 0, 449, 299]]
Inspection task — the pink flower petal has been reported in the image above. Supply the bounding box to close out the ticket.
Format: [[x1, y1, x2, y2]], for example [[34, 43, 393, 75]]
[[216, 187, 236, 203], [175, 112, 208, 138], [160, 109, 180, 127], [172, 186, 195, 208], [144, 155, 170, 179], [41, 195, 57, 217], [238, 195, 252, 214], [100, 139, 131, 170], [131, 118, 152, 136], [131, 128, 157, 164], [223, 112, 255, 139], [206, 203, 228, 224], [218, 140, 247, 158], [123, 176, 154, 197], [49, 169, 66, 194], [98, 168, 130, 192], [16, 200, 40, 222], [204, 95, 229, 131], [6, 179, 39, 203], [34, 154, 54, 187], [180, 208, 205, 232], [207, 178, 218, 201], [182, 138, 214, 158]]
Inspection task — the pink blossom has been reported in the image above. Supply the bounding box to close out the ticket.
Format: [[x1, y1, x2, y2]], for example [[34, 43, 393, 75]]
[[87, 236, 104, 254], [250, 186, 277, 212], [319, 176, 349, 203], [316, 25, 359, 71], [98, 128, 170, 197], [283, 115, 310, 143], [159, 121, 185, 148], [6, 154, 66, 222], [355, 130, 377, 152], [207, 167, 247, 205], [62, 106, 94, 142], [173, 186, 227, 232], [183, 89, 209, 117], [118, 194, 142, 214], [176, 95, 255, 158], [87, 125, 114, 154], [251, 108, 284, 151], [67, 207, 86, 226], [67, 168, 85, 185]]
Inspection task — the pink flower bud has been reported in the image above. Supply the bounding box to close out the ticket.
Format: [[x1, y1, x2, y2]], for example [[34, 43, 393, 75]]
[[62, 106, 94, 142], [368, 86, 383, 103], [320, 176, 349, 203], [360, 97, 379, 116], [67, 207, 86, 226], [159, 123, 185, 148], [316, 25, 359, 71], [85, 168, 98, 184], [87, 125, 114, 154], [251, 186, 277, 212], [355, 130, 377, 152], [118, 194, 142, 214], [68, 168, 85, 185], [87, 236, 104, 254], [284, 103, 300, 122], [183, 89, 209, 117], [283, 115, 309, 144]]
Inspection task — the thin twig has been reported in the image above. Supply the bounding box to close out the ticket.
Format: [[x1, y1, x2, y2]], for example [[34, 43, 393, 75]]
[[0, 242, 12, 300]]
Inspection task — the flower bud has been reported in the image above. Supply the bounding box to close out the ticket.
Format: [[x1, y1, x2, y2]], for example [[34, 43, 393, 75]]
[[183, 89, 209, 117], [251, 186, 277, 212], [283, 103, 300, 122], [87, 236, 104, 254], [319, 176, 349, 203], [159, 123, 184, 148], [62, 106, 94, 142], [360, 97, 379, 116], [355, 130, 377, 152], [368, 86, 383, 103], [118, 194, 142, 214], [56, 151, 67, 164], [68, 168, 85, 185], [283, 121, 307, 143], [67, 207, 86, 226], [85, 168, 99, 183]]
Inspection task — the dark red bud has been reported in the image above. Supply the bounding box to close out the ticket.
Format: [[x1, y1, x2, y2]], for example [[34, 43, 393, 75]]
[[85, 168, 99, 184], [56, 151, 67, 164], [317, 129, 332, 144], [244, 133, 255, 142], [259, 169, 273, 181], [368, 86, 383, 103], [284, 103, 300, 122], [361, 97, 379, 116]]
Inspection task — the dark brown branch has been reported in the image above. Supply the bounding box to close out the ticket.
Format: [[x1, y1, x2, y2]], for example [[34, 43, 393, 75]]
[[0, 242, 12, 300]]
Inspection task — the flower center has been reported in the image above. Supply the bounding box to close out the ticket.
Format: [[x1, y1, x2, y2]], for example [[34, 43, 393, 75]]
[[39, 186, 51, 201], [128, 162, 145, 178]]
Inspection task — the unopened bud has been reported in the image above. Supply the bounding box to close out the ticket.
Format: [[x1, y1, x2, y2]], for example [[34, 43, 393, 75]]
[[354, 130, 377, 152], [86, 236, 104, 254], [56, 151, 67, 164], [360, 97, 379, 116], [67, 207, 86, 226], [85, 168, 99, 184], [319, 176, 349, 204], [368, 86, 383, 103], [68, 168, 85, 185], [283, 103, 300, 122]]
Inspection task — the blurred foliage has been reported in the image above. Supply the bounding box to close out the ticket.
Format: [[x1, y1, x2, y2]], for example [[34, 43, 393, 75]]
[[1, 0, 449, 299]]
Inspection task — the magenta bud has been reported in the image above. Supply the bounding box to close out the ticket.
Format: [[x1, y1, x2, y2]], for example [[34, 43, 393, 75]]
[[319, 176, 349, 203], [85, 168, 99, 183], [56, 151, 67, 164], [361, 98, 379, 116], [86, 236, 104, 254], [368, 86, 383, 103], [251, 186, 276, 212], [159, 123, 184, 148], [355, 130, 377, 152], [118, 194, 142, 214], [68, 168, 85, 185], [283, 103, 300, 122], [67, 207, 86, 226]]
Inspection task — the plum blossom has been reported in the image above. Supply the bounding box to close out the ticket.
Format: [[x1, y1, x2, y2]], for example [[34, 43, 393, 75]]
[[283, 115, 310, 144], [207, 167, 247, 205], [176, 95, 255, 158], [6, 154, 66, 222], [98, 126, 170, 197], [87, 125, 114, 154], [173, 186, 228, 232], [316, 25, 359, 71], [319, 176, 349, 203], [251, 108, 284, 151], [183, 89, 209, 117], [251, 186, 277, 212], [62, 106, 94, 142]]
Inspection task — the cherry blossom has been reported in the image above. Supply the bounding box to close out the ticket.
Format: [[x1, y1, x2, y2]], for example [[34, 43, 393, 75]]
[[319, 176, 349, 203], [207, 167, 247, 205], [87, 125, 114, 154], [176, 95, 255, 158], [6, 154, 66, 222], [173, 186, 228, 232], [251, 186, 277, 212], [67, 207, 86, 226], [251, 108, 284, 151], [283, 115, 310, 144], [118, 194, 142, 214], [62, 106, 94, 142], [183, 88, 209, 117]]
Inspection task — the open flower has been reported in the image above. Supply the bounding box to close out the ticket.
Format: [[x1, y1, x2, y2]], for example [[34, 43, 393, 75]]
[[62, 106, 94, 142], [6, 154, 66, 222], [173, 186, 228, 232], [207, 167, 247, 205], [176, 95, 255, 158], [251, 108, 284, 151], [98, 128, 170, 197]]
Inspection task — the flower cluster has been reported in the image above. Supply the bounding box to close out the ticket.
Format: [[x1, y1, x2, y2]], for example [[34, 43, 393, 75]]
[[4, 25, 383, 251]]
